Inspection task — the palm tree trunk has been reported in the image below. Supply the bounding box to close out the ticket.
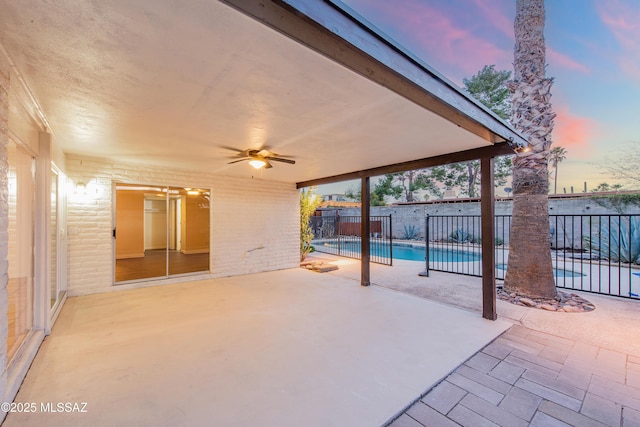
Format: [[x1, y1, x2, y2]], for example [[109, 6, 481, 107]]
[[554, 165, 558, 194], [467, 161, 477, 197], [505, 0, 556, 299]]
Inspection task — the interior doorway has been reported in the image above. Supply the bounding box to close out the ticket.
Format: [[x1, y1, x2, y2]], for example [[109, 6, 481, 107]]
[[114, 183, 210, 283]]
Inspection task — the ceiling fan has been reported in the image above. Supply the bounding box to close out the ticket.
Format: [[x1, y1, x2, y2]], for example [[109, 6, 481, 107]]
[[227, 148, 295, 169]]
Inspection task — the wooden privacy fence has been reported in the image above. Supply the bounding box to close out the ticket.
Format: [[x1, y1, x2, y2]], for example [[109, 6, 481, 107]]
[[338, 220, 382, 236]]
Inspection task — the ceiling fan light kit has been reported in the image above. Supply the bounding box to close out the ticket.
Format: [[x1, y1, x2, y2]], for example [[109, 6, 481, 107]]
[[228, 148, 296, 170], [249, 158, 267, 169]]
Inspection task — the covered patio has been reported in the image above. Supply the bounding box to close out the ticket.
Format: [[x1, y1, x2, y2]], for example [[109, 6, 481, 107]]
[[0, 0, 529, 421], [3, 269, 509, 426]]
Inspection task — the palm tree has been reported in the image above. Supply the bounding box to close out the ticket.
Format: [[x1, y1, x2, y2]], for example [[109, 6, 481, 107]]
[[504, 0, 557, 299], [549, 146, 567, 194]]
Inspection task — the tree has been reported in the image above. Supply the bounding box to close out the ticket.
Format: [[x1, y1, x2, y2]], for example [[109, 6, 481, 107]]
[[300, 187, 322, 261], [431, 156, 513, 198], [549, 146, 567, 194], [432, 65, 514, 197], [373, 171, 443, 202], [463, 65, 512, 120], [504, 0, 557, 299], [602, 141, 640, 188], [592, 182, 623, 193], [344, 184, 387, 206]]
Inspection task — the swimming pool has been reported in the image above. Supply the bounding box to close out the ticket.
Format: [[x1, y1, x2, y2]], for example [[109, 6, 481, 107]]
[[317, 242, 480, 262], [316, 242, 586, 278], [495, 264, 586, 278]]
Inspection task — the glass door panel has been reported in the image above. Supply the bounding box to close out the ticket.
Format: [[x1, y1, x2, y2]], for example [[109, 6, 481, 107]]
[[7, 141, 35, 363], [168, 187, 210, 275], [50, 169, 58, 308], [115, 184, 167, 282]]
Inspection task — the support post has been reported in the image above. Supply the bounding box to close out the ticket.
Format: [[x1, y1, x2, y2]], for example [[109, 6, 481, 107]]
[[481, 156, 496, 320], [419, 214, 430, 277], [361, 177, 370, 286]]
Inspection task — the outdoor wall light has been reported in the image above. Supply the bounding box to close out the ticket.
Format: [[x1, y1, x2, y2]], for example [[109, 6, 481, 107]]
[[70, 178, 102, 201], [515, 145, 532, 154], [249, 158, 267, 169], [75, 181, 87, 196]]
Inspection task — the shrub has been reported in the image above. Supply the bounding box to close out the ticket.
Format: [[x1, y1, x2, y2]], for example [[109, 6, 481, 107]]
[[300, 188, 322, 261], [584, 216, 640, 264], [402, 224, 419, 240], [449, 229, 472, 243], [464, 236, 503, 246]]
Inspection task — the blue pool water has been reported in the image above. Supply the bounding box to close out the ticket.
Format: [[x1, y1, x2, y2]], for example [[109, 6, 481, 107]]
[[496, 264, 585, 278], [317, 242, 586, 278], [318, 242, 480, 262]]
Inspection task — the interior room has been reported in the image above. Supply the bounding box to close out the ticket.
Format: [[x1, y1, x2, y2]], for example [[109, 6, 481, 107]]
[[114, 183, 210, 282]]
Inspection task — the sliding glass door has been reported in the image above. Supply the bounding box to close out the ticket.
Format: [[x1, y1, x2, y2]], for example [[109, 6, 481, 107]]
[[49, 165, 68, 324], [114, 183, 210, 283], [50, 168, 58, 308], [7, 141, 35, 364]]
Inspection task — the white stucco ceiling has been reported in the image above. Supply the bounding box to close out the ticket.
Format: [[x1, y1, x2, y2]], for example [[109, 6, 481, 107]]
[[0, 0, 496, 184]]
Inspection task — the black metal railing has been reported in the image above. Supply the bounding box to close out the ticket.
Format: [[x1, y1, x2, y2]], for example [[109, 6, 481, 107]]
[[310, 215, 393, 265], [425, 214, 640, 299]]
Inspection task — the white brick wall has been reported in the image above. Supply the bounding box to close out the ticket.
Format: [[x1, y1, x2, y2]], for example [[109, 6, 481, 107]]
[[65, 155, 300, 295], [0, 41, 10, 411]]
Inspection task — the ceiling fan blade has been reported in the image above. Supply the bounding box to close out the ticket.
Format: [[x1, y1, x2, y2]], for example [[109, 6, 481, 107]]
[[257, 149, 272, 157], [264, 159, 273, 169], [220, 146, 251, 156], [267, 157, 295, 165], [228, 158, 249, 164]]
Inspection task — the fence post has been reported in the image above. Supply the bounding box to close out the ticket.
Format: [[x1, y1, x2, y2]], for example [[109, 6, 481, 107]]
[[389, 214, 393, 266], [336, 211, 341, 256], [419, 214, 430, 277]]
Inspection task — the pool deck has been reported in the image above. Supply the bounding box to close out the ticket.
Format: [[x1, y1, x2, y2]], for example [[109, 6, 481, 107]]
[[314, 241, 640, 298], [391, 324, 640, 427], [312, 254, 640, 426]]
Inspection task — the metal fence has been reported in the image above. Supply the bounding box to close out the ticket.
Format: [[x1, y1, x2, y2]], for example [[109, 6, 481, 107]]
[[310, 215, 393, 265], [426, 214, 640, 299]]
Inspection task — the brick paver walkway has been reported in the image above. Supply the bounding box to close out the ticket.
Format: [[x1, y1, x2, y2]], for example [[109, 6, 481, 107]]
[[389, 324, 640, 427]]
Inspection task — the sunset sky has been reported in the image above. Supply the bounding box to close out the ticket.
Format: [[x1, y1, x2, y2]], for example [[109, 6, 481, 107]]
[[319, 0, 639, 197]]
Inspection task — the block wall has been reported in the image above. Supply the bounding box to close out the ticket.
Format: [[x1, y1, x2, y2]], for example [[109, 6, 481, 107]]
[[65, 156, 299, 295], [330, 196, 640, 241]]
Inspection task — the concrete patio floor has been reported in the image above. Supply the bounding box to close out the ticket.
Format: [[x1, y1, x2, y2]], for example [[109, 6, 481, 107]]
[[312, 254, 640, 426], [321, 255, 640, 356], [3, 268, 510, 427]]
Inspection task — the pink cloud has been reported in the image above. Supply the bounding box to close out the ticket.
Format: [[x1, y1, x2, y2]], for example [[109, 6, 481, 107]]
[[552, 106, 599, 158], [597, 0, 640, 82], [547, 48, 590, 73], [469, 0, 513, 37], [470, 0, 589, 74], [371, 1, 511, 78], [353, 0, 589, 80], [619, 56, 640, 82]]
